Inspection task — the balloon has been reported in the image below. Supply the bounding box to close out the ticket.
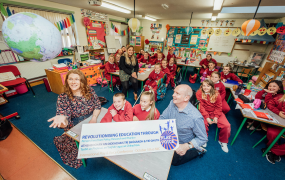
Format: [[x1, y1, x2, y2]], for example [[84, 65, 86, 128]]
[[83, 17, 90, 26], [241, 19, 260, 36], [128, 18, 140, 33]]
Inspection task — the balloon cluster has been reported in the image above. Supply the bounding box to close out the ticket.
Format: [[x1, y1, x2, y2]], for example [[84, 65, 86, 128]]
[[166, 24, 170, 32]]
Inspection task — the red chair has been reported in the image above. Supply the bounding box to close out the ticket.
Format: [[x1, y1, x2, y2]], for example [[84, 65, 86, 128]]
[[0, 65, 35, 95]]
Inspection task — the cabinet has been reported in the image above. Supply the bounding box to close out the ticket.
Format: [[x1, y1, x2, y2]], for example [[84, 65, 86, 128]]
[[88, 49, 106, 63]]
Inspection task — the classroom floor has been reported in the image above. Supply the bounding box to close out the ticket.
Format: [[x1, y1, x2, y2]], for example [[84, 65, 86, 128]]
[[1, 68, 285, 180]]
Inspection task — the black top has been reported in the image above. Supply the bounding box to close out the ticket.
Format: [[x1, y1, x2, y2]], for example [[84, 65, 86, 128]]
[[119, 55, 139, 75]]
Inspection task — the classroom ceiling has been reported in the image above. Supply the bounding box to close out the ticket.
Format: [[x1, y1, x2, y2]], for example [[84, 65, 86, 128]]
[[47, 0, 285, 20]]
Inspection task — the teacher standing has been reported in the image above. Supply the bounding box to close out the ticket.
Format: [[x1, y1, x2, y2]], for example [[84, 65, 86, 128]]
[[119, 45, 139, 100]]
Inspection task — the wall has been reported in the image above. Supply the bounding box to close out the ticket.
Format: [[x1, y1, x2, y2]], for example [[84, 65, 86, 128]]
[[141, 18, 276, 67]]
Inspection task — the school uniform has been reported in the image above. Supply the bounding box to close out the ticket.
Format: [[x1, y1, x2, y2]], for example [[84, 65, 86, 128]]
[[167, 53, 176, 63], [205, 68, 218, 77], [145, 70, 164, 101], [136, 53, 144, 60], [255, 89, 267, 100], [104, 62, 121, 87], [220, 72, 243, 84], [151, 58, 163, 65], [133, 104, 160, 120], [264, 93, 284, 104], [101, 101, 133, 123], [151, 53, 165, 60], [167, 64, 177, 87], [161, 66, 171, 85], [138, 56, 151, 64], [199, 58, 217, 76], [196, 90, 231, 143], [214, 81, 231, 114], [266, 97, 285, 156]]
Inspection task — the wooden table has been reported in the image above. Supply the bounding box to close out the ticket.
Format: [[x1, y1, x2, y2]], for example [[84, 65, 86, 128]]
[[110, 67, 155, 92], [65, 108, 174, 180], [176, 59, 201, 81], [233, 63, 260, 75], [229, 88, 285, 157], [45, 69, 64, 94], [0, 84, 8, 105]]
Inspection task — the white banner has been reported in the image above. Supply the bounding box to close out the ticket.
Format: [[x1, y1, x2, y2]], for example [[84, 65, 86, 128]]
[[77, 119, 178, 159]]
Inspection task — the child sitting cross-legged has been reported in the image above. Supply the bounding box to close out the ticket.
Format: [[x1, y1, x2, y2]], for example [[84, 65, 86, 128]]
[[100, 93, 133, 123], [133, 91, 160, 121], [167, 57, 177, 89], [221, 64, 243, 84], [161, 60, 171, 88]]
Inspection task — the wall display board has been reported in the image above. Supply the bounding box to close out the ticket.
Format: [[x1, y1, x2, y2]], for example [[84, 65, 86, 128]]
[[267, 34, 285, 64], [86, 21, 106, 47]]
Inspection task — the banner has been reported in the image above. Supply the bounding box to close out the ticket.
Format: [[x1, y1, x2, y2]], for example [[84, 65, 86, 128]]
[[77, 119, 178, 159]]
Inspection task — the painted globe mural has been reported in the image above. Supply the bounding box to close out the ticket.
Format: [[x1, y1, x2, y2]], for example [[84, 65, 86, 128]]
[[2, 12, 62, 62]]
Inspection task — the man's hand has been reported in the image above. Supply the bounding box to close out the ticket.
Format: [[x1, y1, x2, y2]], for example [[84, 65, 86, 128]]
[[110, 109, 117, 117], [279, 111, 285, 118], [89, 116, 97, 123], [206, 118, 213, 125], [175, 143, 190, 156], [213, 117, 218, 124], [48, 115, 68, 128]]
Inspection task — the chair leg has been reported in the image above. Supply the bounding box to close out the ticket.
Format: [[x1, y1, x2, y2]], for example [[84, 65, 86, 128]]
[[250, 123, 261, 135], [253, 135, 267, 148], [26, 80, 35, 96], [215, 126, 219, 141]]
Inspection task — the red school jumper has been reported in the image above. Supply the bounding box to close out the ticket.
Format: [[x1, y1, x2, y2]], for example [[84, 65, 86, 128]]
[[167, 64, 177, 87], [214, 81, 231, 114], [196, 90, 231, 143], [205, 68, 218, 77], [145, 70, 164, 101], [220, 72, 243, 84], [138, 56, 151, 64], [151, 53, 165, 60], [266, 96, 285, 156], [255, 89, 267, 100], [264, 93, 283, 104], [100, 101, 133, 123], [167, 53, 176, 63], [136, 53, 144, 60], [161, 66, 171, 85], [151, 58, 164, 65], [133, 104, 160, 120], [104, 62, 121, 87], [199, 58, 217, 76]]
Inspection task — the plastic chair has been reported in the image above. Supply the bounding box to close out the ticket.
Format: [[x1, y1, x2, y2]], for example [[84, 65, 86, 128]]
[[216, 62, 224, 72], [57, 58, 72, 64], [0, 65, 35, 96], [237, 68, 252, 83], [98, 68, 111, 93], [198, 104, 218, 141]]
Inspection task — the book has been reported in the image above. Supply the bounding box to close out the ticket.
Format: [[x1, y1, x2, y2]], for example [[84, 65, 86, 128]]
[[253, 111, 272, 120], [239, 103, 253, 110], [235, 98, 244, 104], [226, 80, 239, 85]]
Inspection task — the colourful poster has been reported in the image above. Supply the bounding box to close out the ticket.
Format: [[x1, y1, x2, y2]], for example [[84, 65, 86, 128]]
[[175, 34, 182, 44], [130, 36, 136, 46], [136, 36, 141, 46]]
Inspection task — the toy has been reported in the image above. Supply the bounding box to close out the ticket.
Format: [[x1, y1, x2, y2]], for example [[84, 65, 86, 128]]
[[201, 71, 207, 82]]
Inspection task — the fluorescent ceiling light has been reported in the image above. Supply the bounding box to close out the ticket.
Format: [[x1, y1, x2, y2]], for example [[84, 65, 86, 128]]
[[221, 6, 285, 13], [213, 0, 224, 10], [101, 2, 131, 14], [211, 16, 217, 21], [145, 16, 157, 21]]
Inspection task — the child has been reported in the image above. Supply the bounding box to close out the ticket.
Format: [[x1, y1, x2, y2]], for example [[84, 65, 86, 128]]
[[261, 80, 284, 104], [167, 48, 176, 63], [115, 53, 121, 66], [133, 91, 160, 121], [205, 61, 218, 78], [151, 49, 165, 60], [115, 49, 123, 58], [105, 55, 121, 91], [138, 52, 151, 64], [122, 46, 126, 52], [144, 63, 164, 101], [221, 64, 243, 84], [196, 79, 231, 153], [161, 60, 171, 87], [199, 54, 217, 76], [263, 93, 285, 164], [210, 71, 231, 114], [167, 57, 177, 89], [151, 53, 164, 65], [101, 93, 133, 123], [136, 49, 144, 60]]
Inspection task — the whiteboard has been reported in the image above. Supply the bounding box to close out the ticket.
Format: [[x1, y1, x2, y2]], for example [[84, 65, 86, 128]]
[[105, 35, 116, 53], [207, 28, 236, 53], [115, 39, 121, 50]]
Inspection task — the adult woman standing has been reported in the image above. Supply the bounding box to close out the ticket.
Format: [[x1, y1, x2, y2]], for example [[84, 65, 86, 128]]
[[119, 45, 139, 100], [199, 53, 217, 76], [48, 69, 101, 168]]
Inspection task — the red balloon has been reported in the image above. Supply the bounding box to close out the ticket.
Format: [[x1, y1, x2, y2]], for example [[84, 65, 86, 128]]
[[277, 26, 285, 35]]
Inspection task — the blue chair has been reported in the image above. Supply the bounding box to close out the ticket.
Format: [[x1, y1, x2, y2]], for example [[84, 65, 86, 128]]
[[57, 58, 72, 65]]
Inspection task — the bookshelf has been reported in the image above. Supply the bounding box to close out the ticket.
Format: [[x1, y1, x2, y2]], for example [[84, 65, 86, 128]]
[[87, 49, 106, 64]]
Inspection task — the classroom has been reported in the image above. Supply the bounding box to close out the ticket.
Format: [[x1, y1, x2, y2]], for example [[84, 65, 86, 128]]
[[1, 0, 285, 179]]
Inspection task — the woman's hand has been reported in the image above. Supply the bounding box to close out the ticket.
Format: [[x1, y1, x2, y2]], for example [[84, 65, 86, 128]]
[[89, 116, 97, 123], [206, 118, 213, 125], [132, 72, 137, 78], [133, 116, 139, 121], [48, 115, 68, 128], [110, 109, 117, 117], [279, 111, 285, 118]]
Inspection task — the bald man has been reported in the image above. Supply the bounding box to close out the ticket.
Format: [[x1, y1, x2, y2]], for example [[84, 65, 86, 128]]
[[160, 84, 207, 166]]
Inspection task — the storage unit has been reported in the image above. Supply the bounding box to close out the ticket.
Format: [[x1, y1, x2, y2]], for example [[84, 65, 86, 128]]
[[88, 49, 106, 63]]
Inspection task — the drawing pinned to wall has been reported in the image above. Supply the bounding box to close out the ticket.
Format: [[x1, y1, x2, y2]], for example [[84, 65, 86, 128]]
[[199, 40, 206, 47], [250, 30, 259, 36], [175, 34, 182, 43], [267, 34, 285, 64], [201, 20, 205, 26], [229, 20, 236, 27], [232, 28, 241, 36], [258, 27, 267, 36], [201, 20, 236, 27], [168, 28, 175, 38], [224, 29, 232, 36], [207, 28, 214, 36], [150, 23, 162, 39], [130, 36, 135, 46], [214, 29, 222, 36], [201, 29, 208, 39], [190, 35, 198, 44], [219, 20, 225, 27], [135, 36, 141, 46], [206, 20, 210, 27], [267, 27, 276, 35], [225, 20, 229, 26], [167, 38, 173, 46]]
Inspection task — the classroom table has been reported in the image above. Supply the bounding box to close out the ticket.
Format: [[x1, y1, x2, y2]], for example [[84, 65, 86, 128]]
[[222, 81, 237, 103], [65, 108, 174, 180], [229, 88, 285, 157], [109, 66, 155, 92], [176, 59, 201, 81], [233, 63, 260, 75]]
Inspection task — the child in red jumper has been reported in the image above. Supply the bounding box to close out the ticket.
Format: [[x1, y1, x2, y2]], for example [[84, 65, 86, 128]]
[[167, 57, 177, 89], [199, 53, 217, 76], [167, 48, 176, 63], [115, 49, 123, 58], [115, 53, 121, 66], [136, 49, 144, 60], [151, 49, 165, 60], [101, 93, 133, 123], [151, 53, 164, 65], [138, 52, 151, 64], [221, 64, 243, 84], [263, 92, 285, 164], [196, 79, 231, 153], [263, 80, 284, 104], [211, 71, 231, 114], [105, 55, 121, 91], [161, 60, 171, 87], [205, 61, 218, 78], [133, 91, 160, 121], [144, 63, 164, 101]]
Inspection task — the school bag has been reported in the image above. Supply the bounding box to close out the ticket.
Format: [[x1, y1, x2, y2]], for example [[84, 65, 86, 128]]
[[175, 69, 182, 85], [157, 83, 167, 101]]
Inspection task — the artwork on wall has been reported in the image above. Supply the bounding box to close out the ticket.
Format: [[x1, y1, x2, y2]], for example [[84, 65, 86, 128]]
[[150, 23, 162, 39], [201, 19, 236, 27], [136, 36, 141, 46], [175, 34, 182, 43], [130, 36, 136, 46], [86, 21, 106, 47], [267, 34, 285, 64]]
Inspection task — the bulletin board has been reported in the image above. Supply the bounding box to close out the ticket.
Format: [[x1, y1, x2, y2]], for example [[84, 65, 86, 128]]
[[60, 64, 101, 85], [267, 34, 285, 65], [86, 21, 107, 47]]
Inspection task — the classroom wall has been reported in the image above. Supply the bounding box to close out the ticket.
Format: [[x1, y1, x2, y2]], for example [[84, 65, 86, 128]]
[[141, 19, 276, 67]]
